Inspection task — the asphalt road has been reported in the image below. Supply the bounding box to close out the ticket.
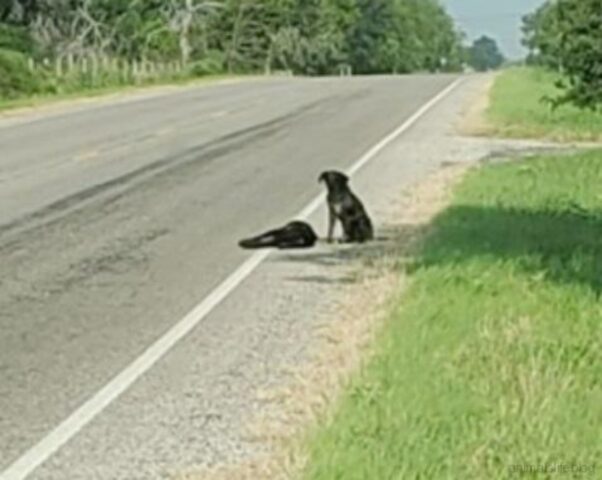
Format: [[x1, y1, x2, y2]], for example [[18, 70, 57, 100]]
[[0, 74, 459, 479]]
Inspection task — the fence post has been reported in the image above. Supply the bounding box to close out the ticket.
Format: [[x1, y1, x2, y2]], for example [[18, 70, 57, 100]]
[[133, 60, 139, 84], [91, 55, 99, 86], [121, 59, 128, 83], [140, 60, 147, 81], [148, 61, 155, 80], [67, 53, 74, 74], [55, 57, 62, 77]]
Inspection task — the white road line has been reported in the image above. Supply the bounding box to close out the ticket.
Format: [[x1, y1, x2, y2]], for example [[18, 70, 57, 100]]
[[73, 149, 100, 162], [0, 77, 463, 480], [210, 110, 230, 118], [154, 127, 175, 137]]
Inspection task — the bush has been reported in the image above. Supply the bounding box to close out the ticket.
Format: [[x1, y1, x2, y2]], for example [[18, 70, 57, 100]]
[[0, 24, 36, 55], [189, 50, 225, 76], [0, 48, 44, 98]]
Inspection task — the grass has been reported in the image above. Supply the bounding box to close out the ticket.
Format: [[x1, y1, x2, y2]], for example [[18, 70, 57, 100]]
[[303, 150, 602, 479], [487, 67, 602, 142], [0, 74, 245, 113]]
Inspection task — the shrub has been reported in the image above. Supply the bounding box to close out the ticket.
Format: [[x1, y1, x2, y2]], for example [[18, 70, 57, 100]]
[[0, 24, 36, 55], [0, 48, 44, 98], [189, 50, 226, 76]]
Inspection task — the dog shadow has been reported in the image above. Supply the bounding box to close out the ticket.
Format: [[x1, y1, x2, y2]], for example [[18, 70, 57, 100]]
[[272, 223, 428, 286]]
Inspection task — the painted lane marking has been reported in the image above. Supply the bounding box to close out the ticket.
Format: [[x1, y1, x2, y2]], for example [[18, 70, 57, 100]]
[[210, 110, 230, 118], [154, 127, 175, 137], [73, 150, 99, 162]]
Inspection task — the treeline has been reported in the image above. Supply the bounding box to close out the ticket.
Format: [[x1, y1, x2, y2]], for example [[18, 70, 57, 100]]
[[522, 0, 602, 110], [0, 0, 464, 98]]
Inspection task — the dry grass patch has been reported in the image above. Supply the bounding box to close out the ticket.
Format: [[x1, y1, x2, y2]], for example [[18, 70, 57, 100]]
[[457, 73, 497, 137]]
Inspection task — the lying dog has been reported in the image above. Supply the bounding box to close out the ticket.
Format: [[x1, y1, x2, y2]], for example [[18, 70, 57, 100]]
[[238, 221, 318, 249], [319, 170, 374, 243]]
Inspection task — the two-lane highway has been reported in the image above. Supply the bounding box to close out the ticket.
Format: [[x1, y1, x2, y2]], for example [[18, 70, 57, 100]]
[[0, 74, 458, 479]]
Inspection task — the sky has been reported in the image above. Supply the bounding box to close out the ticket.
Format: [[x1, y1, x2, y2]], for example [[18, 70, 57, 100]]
[[443, 0, 547, 59]]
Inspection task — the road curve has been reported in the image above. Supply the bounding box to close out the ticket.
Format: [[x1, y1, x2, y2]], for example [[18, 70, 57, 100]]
[[0, 74, 458, 479]]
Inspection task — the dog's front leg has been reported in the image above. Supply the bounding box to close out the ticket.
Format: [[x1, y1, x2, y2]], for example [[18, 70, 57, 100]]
[[327, 208, 336, 243]]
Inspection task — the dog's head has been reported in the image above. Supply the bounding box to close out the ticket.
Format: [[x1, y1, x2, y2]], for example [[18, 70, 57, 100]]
[[318, 170, 349, 191]]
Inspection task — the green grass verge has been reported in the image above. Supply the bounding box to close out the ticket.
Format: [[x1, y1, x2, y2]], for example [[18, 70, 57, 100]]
[[0, 74, 245, 113], [304, 151, 602, 479], [487, 67, 602, 142]]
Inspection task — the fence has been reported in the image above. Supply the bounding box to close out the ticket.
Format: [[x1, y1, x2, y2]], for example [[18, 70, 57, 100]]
[[27, 55, 187, 88], [26, 55, 353, 88]]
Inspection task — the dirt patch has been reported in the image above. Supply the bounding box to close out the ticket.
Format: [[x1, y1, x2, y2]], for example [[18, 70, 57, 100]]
[[177, 163, 472, 480], [457, 73, 497, 137]]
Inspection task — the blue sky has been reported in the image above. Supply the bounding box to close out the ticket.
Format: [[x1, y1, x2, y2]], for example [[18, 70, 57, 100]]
[[443, 0, 547, 59]]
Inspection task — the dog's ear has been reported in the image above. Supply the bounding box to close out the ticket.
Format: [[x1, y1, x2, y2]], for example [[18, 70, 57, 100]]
[[318, 172, 327, 183], [332, 171, 349, 185]]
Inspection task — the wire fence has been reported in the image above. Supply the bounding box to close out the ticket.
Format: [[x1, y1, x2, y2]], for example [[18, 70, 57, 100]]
[[28, 55, 188, 88]]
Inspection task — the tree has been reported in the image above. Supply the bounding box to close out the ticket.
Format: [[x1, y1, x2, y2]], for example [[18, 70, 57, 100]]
[[521, 1, 562, 68], [467, 35, 504, 71], [523, 0, 602, 110], [0, 0, 465, 78], [346, 0, 393, 74], [161, 0, 221, 64]]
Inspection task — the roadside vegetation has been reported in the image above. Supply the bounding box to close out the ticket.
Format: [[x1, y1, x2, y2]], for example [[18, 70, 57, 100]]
[[522, 0, 602, 110], [487, 67, 602, 141], [303, 150, 602, 479], [484, 0, 602, 142], [0, 0, 463, 105], [0, 71, 238, 113]]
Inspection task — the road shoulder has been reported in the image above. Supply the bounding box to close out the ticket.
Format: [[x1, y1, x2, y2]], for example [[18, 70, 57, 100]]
[[0, 76, 257, 129]]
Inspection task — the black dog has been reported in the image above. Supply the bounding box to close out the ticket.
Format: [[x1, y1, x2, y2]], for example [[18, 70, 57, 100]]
[[238, 221, 318, 249], [319, 170, 374, 243]]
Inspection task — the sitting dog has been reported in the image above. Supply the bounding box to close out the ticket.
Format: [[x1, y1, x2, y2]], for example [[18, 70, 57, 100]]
[[319, 170, 374, 243], [238, 221, 318, 249]]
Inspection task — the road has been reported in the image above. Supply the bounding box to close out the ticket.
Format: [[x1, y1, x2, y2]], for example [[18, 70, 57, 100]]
[[0, 74, 459, 479]]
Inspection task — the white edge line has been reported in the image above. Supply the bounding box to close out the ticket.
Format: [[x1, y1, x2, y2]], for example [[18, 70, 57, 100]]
[[0, 76, 463, 480]]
